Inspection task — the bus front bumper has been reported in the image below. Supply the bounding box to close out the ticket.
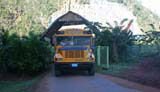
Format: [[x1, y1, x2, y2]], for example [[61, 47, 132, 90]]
[[54, 62, 95, 70]]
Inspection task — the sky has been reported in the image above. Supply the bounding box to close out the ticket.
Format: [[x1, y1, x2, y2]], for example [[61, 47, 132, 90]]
[[138, 0, 160, 16]]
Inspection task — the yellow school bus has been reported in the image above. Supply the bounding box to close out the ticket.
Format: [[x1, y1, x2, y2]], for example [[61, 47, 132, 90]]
[[53, 28, 95, 76]]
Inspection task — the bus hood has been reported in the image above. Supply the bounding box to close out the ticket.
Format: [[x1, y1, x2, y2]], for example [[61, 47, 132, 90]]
[[59, 46, 88, 50]]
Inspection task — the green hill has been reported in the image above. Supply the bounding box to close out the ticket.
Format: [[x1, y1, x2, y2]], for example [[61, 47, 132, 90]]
[[0, 0, 62, 36], [107, 0, 160, 32]]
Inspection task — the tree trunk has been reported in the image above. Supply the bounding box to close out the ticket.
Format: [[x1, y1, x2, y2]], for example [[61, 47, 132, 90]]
[[113, 42, 119, 63]]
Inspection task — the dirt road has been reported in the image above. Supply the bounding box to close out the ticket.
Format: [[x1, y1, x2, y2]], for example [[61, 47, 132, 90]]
[[35, 69, 145, 92]]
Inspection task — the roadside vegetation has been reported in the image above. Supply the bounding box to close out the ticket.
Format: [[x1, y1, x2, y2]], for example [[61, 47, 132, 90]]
[[96, 22, 160, 89], [0, 0, 61, 91], [1, 0, 160, 91], [0, 76, 41, 92], [0, 31, 53, 75], [92, 19, 133, 63], [88, 2, 160, 89]]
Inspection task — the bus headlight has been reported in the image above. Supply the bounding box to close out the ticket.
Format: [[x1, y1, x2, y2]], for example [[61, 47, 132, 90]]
[[87, 53, 95, 61], [54, 53, 63, 62]]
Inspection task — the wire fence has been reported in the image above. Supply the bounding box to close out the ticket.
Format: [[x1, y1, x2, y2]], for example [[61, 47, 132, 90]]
[[94, 45, 159, 69], [127, 45, 159, 58]]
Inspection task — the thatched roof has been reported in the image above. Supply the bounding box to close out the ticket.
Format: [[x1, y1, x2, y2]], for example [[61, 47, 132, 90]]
[[41, 11, 98, 40]]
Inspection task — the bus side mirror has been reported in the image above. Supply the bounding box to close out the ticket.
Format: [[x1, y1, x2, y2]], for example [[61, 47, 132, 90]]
[[91, 46, 96, 50], [92, 38, 95, 45], [44, 37, 52, 45], [51, 36, 56, 46], [51, 41, 55, 46]]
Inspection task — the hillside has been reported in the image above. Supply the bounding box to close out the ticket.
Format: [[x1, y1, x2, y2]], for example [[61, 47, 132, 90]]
[[50, 0, 142, 35], [0, 0, 62, 36], [138, 0, 160, 17], [50, 0, 160, 35], [1, 0, 159, 35], [107, 0, 160, 32]]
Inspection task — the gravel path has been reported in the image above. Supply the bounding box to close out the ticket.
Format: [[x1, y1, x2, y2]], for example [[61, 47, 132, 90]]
[[35, 69, 143, 92]]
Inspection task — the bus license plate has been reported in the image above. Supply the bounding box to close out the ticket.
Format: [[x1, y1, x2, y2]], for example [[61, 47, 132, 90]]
[[72, 64, 78, 67]]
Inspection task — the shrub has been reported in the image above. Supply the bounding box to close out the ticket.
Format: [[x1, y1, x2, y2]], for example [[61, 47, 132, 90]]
[[0, 32, 53, 75]]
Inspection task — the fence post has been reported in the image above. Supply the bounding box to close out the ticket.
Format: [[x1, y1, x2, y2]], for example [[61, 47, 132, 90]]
[[97, 46, 101, 66], [106, 46, 109, 69]]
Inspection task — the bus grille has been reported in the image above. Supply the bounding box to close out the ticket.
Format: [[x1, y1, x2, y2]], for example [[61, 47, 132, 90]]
[[65, 50, 84, 58]]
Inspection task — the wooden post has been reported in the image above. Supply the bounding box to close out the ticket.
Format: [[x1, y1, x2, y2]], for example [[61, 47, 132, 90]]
[[97, 46, 101, 66], [106, 46, 109, 69]]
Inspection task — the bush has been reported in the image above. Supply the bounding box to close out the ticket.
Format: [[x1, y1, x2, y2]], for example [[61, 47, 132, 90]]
[[93, 19, 133, 63], [0, 32, 53, 75]]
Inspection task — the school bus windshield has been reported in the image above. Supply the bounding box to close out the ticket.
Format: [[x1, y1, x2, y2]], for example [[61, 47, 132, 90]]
[[57, 36, 91, 46]]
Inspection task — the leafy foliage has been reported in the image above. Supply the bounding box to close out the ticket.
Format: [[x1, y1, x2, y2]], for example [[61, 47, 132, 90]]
[[134, 24, 160, 54], [107, 0, 128, 4], [92, 19, 133, 63], [0, 0, 60, 36], [79, 0, 90, 4], [0, 31, 53, 75], [0, 0, 60, 75]]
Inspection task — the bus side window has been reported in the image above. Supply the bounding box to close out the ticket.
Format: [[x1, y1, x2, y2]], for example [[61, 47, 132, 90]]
[[93, 39, 95, 45], [52, 36, 56, 46], [92, 38, 95, 46]]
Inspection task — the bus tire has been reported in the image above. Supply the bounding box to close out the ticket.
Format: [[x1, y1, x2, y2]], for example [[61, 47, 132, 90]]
[[88, 65, 95, 76], [54, 65, 61, 77], [55, 69, 61, 77]]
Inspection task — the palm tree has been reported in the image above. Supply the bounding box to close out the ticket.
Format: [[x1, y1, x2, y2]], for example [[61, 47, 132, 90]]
[[139, 24, 160, 55], [89, 19, 133, 62]]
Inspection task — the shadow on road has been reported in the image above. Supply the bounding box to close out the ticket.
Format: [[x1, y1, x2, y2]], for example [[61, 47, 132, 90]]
[[51, 64, 92, 77], [59, 70, 89, 77], [35, 66, 160, 92]]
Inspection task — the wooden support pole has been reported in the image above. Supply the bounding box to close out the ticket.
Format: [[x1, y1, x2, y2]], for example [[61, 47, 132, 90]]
[[106, 46, 109, 69], [97, 46, 101, 66]]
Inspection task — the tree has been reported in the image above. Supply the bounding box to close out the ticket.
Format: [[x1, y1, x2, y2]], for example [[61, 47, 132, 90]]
[[137, 24, 160, 55], [91, 19, 133, 63], [0, 0, 60, 36]]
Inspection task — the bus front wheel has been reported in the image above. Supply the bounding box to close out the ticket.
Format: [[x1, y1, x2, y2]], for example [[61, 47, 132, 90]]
[[54, 65, 61, 77], [88, 65, 95, 76], [55, 69, 61, 77]]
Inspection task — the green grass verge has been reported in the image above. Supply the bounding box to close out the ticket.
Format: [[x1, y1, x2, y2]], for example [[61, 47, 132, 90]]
[[96, 60, 139, 77], [0, 76, 41, 92]]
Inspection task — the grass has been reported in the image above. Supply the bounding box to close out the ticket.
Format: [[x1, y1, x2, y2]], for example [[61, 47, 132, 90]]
[[0, 76, 41, 92], [96, 60, 139, 77]]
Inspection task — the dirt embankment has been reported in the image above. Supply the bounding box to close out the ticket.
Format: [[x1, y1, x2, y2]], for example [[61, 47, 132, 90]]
[[124, 55, 160, 89]]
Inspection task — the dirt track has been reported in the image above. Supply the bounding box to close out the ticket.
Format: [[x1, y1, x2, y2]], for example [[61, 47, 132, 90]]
[[35, 67, 158, 92], [34, 64, 160, 92]]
